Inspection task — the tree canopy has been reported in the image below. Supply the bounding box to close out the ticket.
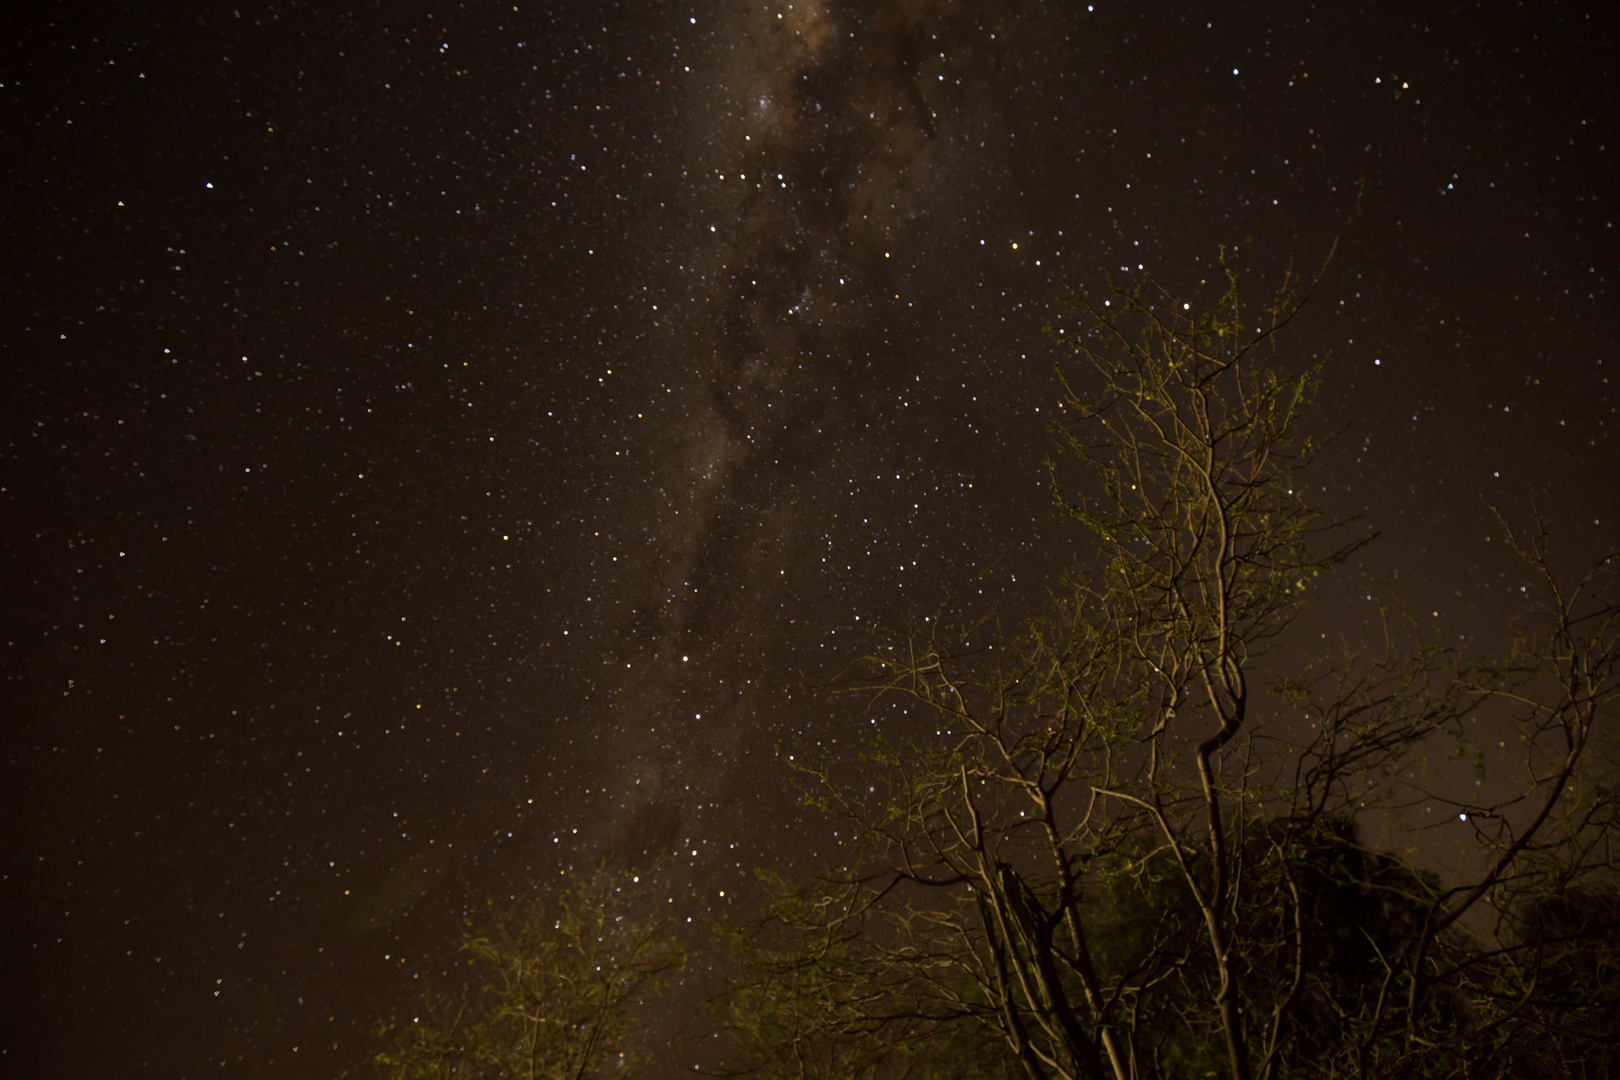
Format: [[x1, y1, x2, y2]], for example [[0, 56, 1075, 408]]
[[718, 259, 1620, 1080], [368, 868, 685, 1080]]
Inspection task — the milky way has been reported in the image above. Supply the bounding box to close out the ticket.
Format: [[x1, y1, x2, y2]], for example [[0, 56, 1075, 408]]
[[586, 0, 1035, 861]]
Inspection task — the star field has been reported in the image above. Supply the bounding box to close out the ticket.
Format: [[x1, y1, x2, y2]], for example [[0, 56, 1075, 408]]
[[2, 1, 1615, 1076]]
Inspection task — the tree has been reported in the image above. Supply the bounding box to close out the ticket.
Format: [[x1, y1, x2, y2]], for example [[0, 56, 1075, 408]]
[[721, 256, 1620, 1080], [369, 867, 686, 1080]]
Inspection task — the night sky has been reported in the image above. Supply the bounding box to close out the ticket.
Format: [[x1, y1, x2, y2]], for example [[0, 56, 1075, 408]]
[[2, 1, 1615, 1076]]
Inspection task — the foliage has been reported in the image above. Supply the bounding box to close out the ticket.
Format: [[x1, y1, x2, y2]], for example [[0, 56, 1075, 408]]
[[369, 868, 685, 1080], [719, 256, 1620, 1080]]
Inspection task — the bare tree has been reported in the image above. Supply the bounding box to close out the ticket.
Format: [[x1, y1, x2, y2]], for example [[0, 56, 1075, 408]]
[[722, 258, 1619, 1080], [370, 867, 686, 1080], [1319, 512, 1620, 1078]]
